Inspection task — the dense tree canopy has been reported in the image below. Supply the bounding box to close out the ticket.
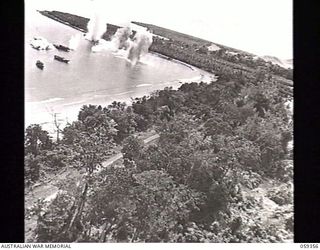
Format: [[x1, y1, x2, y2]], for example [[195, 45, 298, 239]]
[[25, 10, 293, 243], [25, 124, 53, 156], [26, 63, 292, 243]]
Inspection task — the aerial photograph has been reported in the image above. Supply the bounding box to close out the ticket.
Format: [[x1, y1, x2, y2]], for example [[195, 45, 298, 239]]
[[24, 0, 293, 243]]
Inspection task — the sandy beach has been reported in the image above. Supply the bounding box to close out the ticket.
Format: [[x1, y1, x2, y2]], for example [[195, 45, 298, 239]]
[[25, 63, 216, 138]]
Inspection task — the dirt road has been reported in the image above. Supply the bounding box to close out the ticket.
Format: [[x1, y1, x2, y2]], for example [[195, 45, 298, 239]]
[[25, 133, 160, 241]]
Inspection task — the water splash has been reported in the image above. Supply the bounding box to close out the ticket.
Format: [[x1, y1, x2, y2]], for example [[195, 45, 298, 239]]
[[127, 31, 153, 65], [111, 27, 132, 50], [68, 34, 81, 50], [85, 1, 107, 42], [30, 36, 54, 50], [91, 39, 117, 52]]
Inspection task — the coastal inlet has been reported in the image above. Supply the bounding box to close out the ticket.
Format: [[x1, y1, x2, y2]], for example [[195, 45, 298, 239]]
[[25, 8, 215, 136]]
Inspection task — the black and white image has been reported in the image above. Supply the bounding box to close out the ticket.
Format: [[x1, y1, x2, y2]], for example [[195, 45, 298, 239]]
[[25, 0, 293, 243]]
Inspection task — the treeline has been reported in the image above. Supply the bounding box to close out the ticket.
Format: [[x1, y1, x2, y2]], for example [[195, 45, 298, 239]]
[[132, 21, 293, 81], [151, 37, 293, 88], [39, 10, 136, 42], [39, 11, 293, 84], [25, 73, 293, 242], [25, 101, 147, 186], [39, 10, 124, 41]]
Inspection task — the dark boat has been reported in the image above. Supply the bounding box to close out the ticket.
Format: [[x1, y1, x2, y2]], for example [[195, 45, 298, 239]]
[[31, 44, 41, 50], [54, 55, 70, 63], [36, 60, 44, 70], [53, 44, 71, 52]]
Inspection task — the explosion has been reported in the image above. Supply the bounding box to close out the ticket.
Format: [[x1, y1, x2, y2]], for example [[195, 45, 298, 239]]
[[85, 0, 153, 64], [68, 34, 81, 50], [127, 30, 153, 65], [85, 1, 107, 42], [111, 27, 132, 50]]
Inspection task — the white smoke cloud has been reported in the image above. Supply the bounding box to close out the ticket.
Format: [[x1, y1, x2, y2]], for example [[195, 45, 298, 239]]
[[84, 2, 153, 65], [85, 1, 107, 42], [111, 27, 132, 50], [68, 34, 81, 50], [91, 39, 117, 52], [127, 30, 153, 65], [91, 29, 153, 65], [91, 27, 133, 53], [30, 36, 54, 50]]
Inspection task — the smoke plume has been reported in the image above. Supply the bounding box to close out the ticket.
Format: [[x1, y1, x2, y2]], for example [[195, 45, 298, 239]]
[[111, 27, 132, 50], [87, 11, 153, 65], [68, 34, 81, 50], [85, 4, 107, 42], [91, 39, 116, 52], [127, 31, 153, 65]]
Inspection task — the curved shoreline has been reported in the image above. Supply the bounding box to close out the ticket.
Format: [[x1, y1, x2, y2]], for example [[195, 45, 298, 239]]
[[25, 67, 215, 135], [25, 51, 216, 139], [150, 52, 195, 71], [26, 11, 216, 134], [27, 10, 215, 137], [37, 10, 206, 73]]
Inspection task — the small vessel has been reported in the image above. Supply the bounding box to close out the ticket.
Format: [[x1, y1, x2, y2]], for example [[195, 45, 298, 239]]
[[30, 36, 53, 50], [53, 44, 71, 52], [54, 55, 70, 63], [33, 36, 43, 40], [30, 43, 51, 50], [36, 60, 44, 70], [31, 44, 41, 50]]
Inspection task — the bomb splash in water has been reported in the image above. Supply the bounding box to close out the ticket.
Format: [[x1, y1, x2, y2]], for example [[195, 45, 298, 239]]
[[91, 26, 153, 65], [86, 13, 106, 42], [127, 30, 153, 65], [85, 1, 107, 43], [111, 27, 132, 50], [68, 34, 81, 50], [85, 1, 153, 65]]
